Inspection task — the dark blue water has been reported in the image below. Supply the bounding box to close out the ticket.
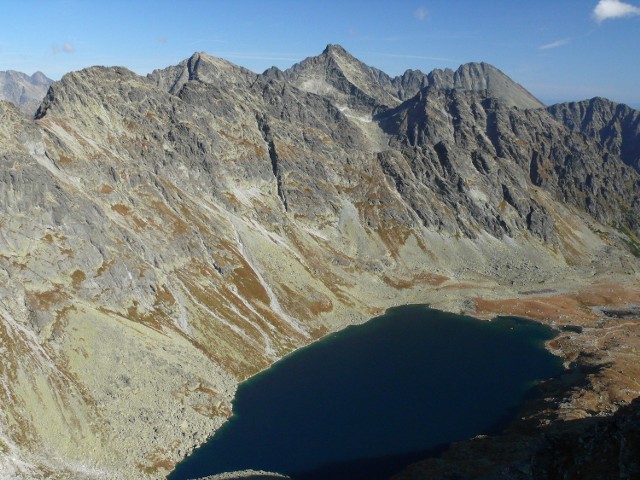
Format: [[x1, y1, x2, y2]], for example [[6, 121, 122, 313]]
[[168, 305, 562, 480]]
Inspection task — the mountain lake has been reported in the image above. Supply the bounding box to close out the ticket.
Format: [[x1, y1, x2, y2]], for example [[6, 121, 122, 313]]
[[168, 305, 563, 480]]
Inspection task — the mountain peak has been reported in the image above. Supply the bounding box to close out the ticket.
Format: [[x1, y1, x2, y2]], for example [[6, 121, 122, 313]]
[[548, 96, 640, 172], [149, 51, 257, 95], [0, 69, 52, 116], [423, 62, 544, 109], [30, 71, 51, 85], [285, 44, 400, 114], [323, 43, 349, 56]]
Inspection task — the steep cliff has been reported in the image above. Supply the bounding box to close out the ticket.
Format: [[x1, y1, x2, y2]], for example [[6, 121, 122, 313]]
[[548, 97, 640, 172]]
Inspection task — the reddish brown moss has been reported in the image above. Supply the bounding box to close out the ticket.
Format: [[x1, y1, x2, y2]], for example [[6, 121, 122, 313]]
[[70, 269, 86, 290]]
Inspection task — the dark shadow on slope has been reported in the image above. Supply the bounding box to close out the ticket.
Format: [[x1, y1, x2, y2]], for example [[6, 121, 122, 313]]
[[392, 358, 640, 479]]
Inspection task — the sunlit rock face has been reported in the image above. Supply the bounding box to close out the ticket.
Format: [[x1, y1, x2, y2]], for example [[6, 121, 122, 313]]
[[0, 45, 638, 479]]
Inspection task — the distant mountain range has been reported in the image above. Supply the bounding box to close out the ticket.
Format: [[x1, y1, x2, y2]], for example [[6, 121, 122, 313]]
[[0, 45, 638, 479], [0, 70, 52, 115]]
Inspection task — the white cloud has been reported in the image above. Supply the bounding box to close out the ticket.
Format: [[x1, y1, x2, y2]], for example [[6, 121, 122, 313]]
[[413, 7, 429, 21], [52, 42, 75, 54], [539, 38, 572, 50], [593, 0, 640, 22]]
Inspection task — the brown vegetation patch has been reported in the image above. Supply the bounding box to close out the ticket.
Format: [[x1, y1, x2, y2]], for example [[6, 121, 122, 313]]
[[575, 282, 640, 308], [175, 261, 307, 374], [111, 203, 132, 216], [352, 174, 411, 258], [221, 191, 242, 208], [230, 262, 270, 305], [126, 301, 166, 332], [96, 258, 115, 276], [70, 269, 86, 290], [176, 269, 262, 340], [273, 139, 298, 160], [151, 200, 190, 234], [475, 282, 640, 326], [475, 295, 598, 324], [376, 226, 411, 259], [138, 452, 174, 477], [26, 286, 69, 311], [278, 284, 333, 322], [155, 285, 176, 307], [212, 240, 271, 306], [178, 204, 214, 236], [438, 282, 494, 291], [310, 297, 334, 315], [57, 154, 73, 166], [414, 234, 430, 254], [218, 130, 267, 157], [124, 119, 139, 132], [98, 183, 114, 194], [111, 203, 147, 229], [383, 272, 449, 289], [284, 229, 356, 304]]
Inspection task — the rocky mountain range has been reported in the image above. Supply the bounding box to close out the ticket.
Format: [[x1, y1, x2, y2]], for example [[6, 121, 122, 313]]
[[0, 45, 638, 479], [0, 70, 52, 116], [548, 96, 640, 173]]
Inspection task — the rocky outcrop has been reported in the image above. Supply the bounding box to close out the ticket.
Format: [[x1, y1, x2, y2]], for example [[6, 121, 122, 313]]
[[394, 396, 640, 480], [548, 97, 640, 172], [378, 89, 639, 238], [0, 70, 52, 116], [0, 45, 638, 479], [284, 44, 402, 115]]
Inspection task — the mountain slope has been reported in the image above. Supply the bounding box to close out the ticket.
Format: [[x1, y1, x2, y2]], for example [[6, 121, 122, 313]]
[[0, 70, 52, 116], [285, 46, 543, 118], [0, 46, 638, 479], [378, 88, 639, 238], [284, 44, 402, 115], [548, 97, 640, 172], [425, 62, 544, 109]]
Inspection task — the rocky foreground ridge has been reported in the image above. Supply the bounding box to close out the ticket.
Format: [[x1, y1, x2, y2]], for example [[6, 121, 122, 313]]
[[0, 45, 639, 479]]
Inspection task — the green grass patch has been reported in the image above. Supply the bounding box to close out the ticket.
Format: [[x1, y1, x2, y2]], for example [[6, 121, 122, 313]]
[[615, 225, 640, 258]]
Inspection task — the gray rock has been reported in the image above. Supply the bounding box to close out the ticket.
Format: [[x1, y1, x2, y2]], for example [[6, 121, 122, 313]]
[[0, 70, 52, 116], [548, 97, 640, 172]]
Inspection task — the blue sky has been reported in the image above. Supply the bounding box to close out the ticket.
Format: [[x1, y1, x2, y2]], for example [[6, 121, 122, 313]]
[[1, 0, 639, 107]]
